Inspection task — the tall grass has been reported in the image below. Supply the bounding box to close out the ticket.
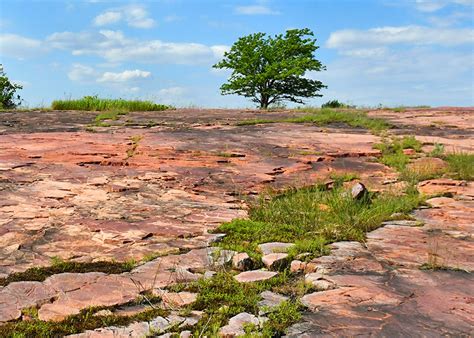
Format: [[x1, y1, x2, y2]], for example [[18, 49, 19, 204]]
[[51, 96, 171, 111], [444, 152, 474, 181]]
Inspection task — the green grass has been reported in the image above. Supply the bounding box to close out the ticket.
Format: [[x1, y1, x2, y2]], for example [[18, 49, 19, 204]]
[[237, 118, 275, 126], [0, 257, 136, 287], [237, 108, 391, 134], [189, 271, 301, 337], [51, 95, 171, 111], [444, 152, 474, 181], [374, 136, 422, 171], [216, 182, 423, 262], [0, 300, 168, 337]]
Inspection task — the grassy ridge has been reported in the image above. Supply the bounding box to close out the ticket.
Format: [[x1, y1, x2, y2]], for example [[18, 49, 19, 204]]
[[237, 108, 391, 133], [52, 96, 171, 111]]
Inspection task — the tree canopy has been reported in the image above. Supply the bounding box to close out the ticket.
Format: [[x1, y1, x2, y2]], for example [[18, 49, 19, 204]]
[[213, 28, 326, 109], [0, 65, 22, 109]]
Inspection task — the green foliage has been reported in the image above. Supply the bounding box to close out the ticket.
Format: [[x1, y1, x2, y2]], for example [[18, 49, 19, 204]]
[[374, 136, 422, 171], [51, 95, 171, 111], [214, 29, 326, 109], [191, 271, 298, 336], [321, 100, 353, 109], [430, 143, 445, 157], [444, 152, 474, 181], [261, 301, 302, 336], [0, 65, 22, 109]]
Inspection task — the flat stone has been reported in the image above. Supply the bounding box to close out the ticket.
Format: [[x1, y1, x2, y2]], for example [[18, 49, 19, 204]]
[[258, 291, 289, 315], [160, 291, 197, 308], [234, 270, 277, 283], [258, 242, 294, 255], [219, 312, 260, 337], [261, 253, 289, 270]]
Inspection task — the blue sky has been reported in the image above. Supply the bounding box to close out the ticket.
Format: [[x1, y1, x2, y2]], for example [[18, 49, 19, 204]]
[[1, 0, 473, 108]]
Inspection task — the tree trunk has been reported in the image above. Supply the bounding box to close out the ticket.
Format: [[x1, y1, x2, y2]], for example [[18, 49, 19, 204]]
[[260, 95, 269, 109]]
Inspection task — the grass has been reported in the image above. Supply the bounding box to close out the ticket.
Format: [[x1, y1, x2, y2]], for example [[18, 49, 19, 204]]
[[444, 152, 474, 181], [373, 136, 423, 171], [237, 108, 391, 134], [0, 300, 169, 337], [216, 181, 423, 262], [0, 257, 136, 287], [189, 271, 301, 337], [51, 95, 171, 111]]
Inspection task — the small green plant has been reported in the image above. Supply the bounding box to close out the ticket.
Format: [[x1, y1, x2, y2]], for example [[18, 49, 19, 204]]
[[374, 136, 422, 171], [321, 100, 353, 109], [0, 65, 22, 109], [93, 110, 128, 126], [51, 95, 171, 111], [430, 143, 445, 157]]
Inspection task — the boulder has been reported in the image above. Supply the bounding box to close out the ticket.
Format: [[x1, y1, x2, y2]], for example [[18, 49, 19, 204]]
[[232, 252, 253, 271], [351, 182, 368, 200], [262, 253, 289, 270]]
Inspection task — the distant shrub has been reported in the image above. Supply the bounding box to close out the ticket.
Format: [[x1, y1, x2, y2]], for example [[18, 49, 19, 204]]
[[51, 95, 171, 111], [0, 65, 23, 109], [321, 100, 353, 109]]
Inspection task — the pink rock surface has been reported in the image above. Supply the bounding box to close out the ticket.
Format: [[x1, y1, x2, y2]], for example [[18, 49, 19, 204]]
[[234, 270, 277, 283]]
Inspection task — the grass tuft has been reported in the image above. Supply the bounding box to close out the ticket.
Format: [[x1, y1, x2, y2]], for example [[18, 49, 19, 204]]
[[52, 95, 171, 111], [443, 152, 473, 181]]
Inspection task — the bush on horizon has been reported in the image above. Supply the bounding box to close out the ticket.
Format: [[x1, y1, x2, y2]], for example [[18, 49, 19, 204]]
[[51, 95, 171, 111]]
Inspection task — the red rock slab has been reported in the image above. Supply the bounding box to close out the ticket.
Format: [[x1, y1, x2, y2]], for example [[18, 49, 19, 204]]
[[368, 224, 474, 271]]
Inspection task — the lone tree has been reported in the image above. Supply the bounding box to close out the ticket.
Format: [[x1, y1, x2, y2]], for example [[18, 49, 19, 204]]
[[214, 28, 326, 109], [0, 65, 22, 109]]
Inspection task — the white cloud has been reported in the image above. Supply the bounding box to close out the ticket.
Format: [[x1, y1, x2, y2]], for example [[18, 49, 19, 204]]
[[414, 0, 473, 12], [340, 47, 388, 58], [68, 64, 152, 86], [97, 69, 151, 83], [68, 64, 97, 81], [92, 5, 155, 29], [327, 25, 474, 49], [47, 30, 228, 65], [210, 45, 230, 59], [0, 34, 47, 59], [235, 5, 280, 15], [126, 5, 155, 28], [94, 11, 122, 26], [307, 47, 474, 106]]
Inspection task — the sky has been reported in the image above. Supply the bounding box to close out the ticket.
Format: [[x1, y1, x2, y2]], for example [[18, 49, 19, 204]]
[[0, 0, 473, 108]]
